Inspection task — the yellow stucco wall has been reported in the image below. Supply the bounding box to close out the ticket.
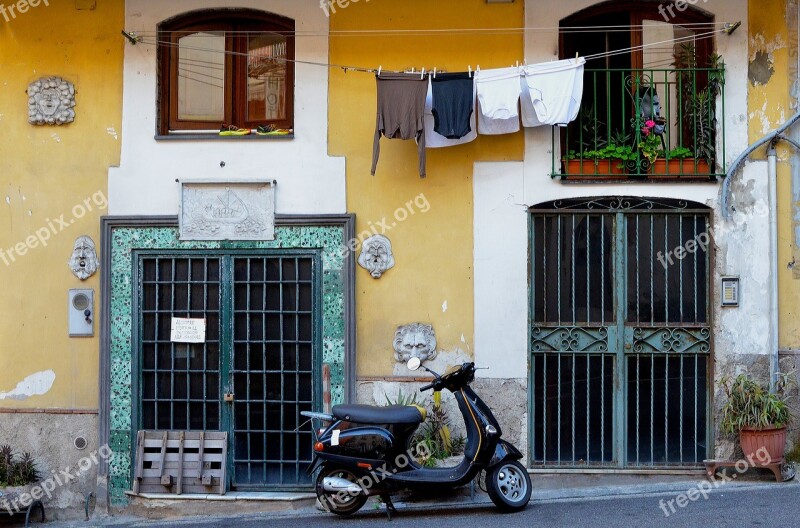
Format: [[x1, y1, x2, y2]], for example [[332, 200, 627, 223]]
[[748, 0, 800, 349], [0, 1, 123, 408], [329, 0, 524, 376]]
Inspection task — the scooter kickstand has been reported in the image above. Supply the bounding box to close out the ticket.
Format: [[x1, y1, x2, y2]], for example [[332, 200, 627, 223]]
[[380, 493, 397, 521]]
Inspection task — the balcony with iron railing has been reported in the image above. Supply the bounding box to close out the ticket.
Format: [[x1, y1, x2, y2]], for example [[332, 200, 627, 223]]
[[552, 65, 725, 181]]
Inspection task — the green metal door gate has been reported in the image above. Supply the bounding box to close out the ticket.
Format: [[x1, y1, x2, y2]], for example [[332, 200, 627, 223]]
[[529, 198, 711, 468], [135, 250, 321, 490]]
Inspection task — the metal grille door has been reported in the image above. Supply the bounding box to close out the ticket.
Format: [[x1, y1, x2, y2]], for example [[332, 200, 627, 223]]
[[137, 251, 319, 491], [140, 257, 222, 431], [530, 198, 711, 468], [231, 256, 315, 488]]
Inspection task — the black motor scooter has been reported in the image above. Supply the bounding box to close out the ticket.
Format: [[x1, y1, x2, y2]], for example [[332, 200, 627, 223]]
[[301, 358, 531, 517]]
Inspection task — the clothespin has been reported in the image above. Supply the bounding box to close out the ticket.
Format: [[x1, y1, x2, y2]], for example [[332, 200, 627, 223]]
[[421, 67, 425, 80], [468, 65, 472, 78], [433, 67, 437, 79], [378, 65, 382, 76]]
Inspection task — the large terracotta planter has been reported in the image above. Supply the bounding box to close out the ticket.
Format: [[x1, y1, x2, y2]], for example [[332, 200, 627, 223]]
[[650, 158, 711, 178], [562, 159, 625, 179], [739, 426, 787, 463]]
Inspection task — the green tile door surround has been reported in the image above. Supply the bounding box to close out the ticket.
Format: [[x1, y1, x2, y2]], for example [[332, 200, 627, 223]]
[[104, 217, 354, 504]]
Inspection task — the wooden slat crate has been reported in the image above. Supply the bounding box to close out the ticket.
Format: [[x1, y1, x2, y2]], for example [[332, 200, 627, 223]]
[[133, 431, 228, 495]]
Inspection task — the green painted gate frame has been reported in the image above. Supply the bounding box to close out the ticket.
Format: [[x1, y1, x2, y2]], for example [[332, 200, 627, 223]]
[[99, 215, 356, 505]]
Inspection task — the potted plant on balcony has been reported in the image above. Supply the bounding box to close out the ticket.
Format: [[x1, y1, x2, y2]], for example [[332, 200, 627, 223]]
[[719, 373, 794, 463], [652, 147, 711, 178], [563, 144, 633, 179]]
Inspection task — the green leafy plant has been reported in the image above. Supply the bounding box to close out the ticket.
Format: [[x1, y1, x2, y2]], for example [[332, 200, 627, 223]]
[[719, 373, 794, 436], [383, 389, 465, 467], [638, 119, 664, 164], [413, 401, 466, 468], [0, 445, 39, 487], [665, 146, 693, 159], [384, 389, 422, 407], [674, 45, 723, 167]]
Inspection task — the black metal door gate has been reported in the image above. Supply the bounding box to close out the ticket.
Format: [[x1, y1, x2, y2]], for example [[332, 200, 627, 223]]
[[529, 198, 711, 468]]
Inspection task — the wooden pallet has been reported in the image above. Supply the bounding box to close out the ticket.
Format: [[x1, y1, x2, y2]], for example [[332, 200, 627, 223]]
[[133, 431, 228, 495]]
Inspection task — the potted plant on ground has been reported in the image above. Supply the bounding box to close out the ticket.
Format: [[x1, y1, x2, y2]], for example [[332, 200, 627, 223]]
[[719, 373, 794, 463]]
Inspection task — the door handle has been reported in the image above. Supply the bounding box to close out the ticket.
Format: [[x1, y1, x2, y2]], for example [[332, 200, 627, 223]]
[[625, 343, 632, 350]]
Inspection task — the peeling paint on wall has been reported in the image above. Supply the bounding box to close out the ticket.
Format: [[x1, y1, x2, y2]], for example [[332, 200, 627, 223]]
[[749, 50, 775, 86], [0, 370, 56, 400]]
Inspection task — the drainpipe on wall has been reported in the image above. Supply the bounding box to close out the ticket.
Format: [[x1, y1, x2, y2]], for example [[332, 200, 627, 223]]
[[721, 113, 800, 392], [767, 141, 779, 392]]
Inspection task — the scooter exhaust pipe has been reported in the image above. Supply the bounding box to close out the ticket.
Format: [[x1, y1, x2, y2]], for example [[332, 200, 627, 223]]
[[322, 477, 363, 495]]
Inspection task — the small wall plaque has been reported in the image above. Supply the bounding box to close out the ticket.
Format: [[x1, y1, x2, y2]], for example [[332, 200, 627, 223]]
[[721, 276, 740, 307], [179, 180, 276, 241], [27, 76, 76, 126]]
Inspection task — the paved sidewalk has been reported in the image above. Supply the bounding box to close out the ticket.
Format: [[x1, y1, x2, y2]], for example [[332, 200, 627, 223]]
[[42, 471, 799, 527]]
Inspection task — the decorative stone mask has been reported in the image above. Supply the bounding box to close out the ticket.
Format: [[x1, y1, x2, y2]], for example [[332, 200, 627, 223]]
[[27, 77, 76, 126], [393, 323, 437, 363], [358, 234, 395, 279], [69, 236, 98, 280]]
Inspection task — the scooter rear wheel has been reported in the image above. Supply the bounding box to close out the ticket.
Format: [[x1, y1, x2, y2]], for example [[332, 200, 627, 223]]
[[315, 466, 368, 516], [486, 460, 532, 512]]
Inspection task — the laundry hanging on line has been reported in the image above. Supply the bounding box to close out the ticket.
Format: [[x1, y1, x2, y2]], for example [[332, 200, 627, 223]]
[[425, 75, 478, 148], [520, 57, 586, 127], [371, 72, 429, 178], [370, 58, 585, 177]]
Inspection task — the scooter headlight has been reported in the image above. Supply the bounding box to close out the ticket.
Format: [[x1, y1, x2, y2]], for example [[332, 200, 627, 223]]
[[485, 425, 497, 435]]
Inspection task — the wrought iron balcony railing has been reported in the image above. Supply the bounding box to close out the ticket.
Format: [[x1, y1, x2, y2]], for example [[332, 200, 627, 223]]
[[552, 67, 725, 181]]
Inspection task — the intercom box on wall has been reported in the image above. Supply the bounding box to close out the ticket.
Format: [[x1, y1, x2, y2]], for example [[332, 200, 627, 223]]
[[69, 289, 94, 337]]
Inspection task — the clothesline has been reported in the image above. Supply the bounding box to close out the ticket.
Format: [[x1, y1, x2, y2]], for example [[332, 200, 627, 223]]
[[124, 21, 730, 37], [128, 27, 727, 76]]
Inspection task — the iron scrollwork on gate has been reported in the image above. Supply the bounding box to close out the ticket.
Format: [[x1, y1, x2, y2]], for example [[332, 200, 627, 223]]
[[531, 326, 609, 353], [630, 327, 710, 354]]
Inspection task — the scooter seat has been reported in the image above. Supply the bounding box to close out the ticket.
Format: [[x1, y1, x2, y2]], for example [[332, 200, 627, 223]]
[[332, 404, 426, 425]]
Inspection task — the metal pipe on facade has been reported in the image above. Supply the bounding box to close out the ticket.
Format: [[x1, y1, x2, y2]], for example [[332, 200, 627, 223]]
[[721, 109, 800, 219], [767, 141, 779, 392]]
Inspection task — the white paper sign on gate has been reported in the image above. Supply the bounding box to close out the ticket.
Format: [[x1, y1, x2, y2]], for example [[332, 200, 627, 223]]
[[170, 317, 207, 343]]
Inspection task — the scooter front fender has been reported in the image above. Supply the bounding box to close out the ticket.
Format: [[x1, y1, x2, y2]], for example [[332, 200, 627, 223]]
[[488, 439, 524, 468]]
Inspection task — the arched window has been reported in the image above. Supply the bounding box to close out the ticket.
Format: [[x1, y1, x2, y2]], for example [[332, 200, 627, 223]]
[[556, 1, 722, 179], [157, 9, 295, 135]]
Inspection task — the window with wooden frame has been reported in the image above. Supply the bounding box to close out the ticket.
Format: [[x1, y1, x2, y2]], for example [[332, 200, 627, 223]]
[[157, 9, 295, 136]]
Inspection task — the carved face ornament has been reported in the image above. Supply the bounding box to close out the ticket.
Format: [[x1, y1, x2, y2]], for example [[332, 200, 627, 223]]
[[69, 236, 98, 280], [358, 235, 395, 279], [393, 323, 437, 363]]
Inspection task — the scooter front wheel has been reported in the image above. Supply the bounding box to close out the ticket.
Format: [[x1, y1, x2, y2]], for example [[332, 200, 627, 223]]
[[486, 460, 532, 512], [315, 465, 368, 516]]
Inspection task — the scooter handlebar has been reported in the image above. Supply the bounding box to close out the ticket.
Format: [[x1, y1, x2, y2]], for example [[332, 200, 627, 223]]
[[419, 382, 435, 392]]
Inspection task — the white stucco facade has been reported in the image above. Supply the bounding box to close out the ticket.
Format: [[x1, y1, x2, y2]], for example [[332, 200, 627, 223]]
[[474, 0, 768, 383], [108, 0, 346, 216]]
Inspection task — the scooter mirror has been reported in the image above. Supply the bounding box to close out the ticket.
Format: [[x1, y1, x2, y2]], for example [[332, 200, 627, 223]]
[[407, 357, 421, 371]]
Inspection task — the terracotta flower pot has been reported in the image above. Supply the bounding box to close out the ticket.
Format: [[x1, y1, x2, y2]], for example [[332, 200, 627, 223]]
[[650, 158, 711, 178], [739, 426, 787, 463], [562, 159, 625, 179]]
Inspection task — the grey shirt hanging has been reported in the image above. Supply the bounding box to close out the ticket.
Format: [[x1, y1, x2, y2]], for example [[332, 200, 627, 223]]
[[371, 73, 428, 178]]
